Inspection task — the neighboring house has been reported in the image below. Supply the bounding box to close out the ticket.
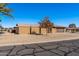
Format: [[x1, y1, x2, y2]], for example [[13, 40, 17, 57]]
[[4, 27, 14, 33], [0, 25, 4, 32], [8, 28, 14, 33], [66, 27, 79, 33]]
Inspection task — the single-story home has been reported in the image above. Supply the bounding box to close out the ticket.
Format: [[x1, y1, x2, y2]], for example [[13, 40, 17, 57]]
[[14, 24, 66, 34], [66, 27, 79, 33]]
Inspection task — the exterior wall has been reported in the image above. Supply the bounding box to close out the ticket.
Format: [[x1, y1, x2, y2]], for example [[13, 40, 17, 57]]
[[66, 29, 70, 32], [76, 29, 79, 32], [15, 26, 30, 34], [64, 29, 66, 32], [52, 28, 57, 33], [14, 27, 19, 34], [66, 29, 76, 33], [56, 28, 65, 32], [19, 26, 30, 34], [31, 26, 40, 34], [41, 28, 47, 34], [14, 24, 67, 34]]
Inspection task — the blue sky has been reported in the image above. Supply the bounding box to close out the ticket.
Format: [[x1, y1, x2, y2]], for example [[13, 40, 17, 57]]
[[1, 3, 79, 28]]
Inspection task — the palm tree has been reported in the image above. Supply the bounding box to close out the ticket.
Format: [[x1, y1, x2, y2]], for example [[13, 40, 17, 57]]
[[39, 16, 54, 34], [0, 3, 13, 33], [0, 3, 13, 17]]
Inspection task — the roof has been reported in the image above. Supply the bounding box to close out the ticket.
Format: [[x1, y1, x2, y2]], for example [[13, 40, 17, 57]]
[[53, 25, 66, 28], [16, 24, 39, 27], [66, 27, 79, 29], [16, 24, 66, 28], [16, 24, 31, 26]]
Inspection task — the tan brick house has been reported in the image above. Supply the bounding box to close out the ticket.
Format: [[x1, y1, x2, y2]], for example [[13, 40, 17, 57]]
[[66, 27, 79, 33], [14, 24, 66, 34]]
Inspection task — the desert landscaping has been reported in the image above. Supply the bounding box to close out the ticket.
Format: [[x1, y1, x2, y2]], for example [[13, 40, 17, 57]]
[[0, 31, 79, 47]]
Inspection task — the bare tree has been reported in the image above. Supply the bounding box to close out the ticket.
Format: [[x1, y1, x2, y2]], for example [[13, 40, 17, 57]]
[[39, 16, 54, 34]]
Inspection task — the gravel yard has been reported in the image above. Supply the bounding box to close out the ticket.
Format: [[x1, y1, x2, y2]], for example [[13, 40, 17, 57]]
[[0, 32, 79, 47]]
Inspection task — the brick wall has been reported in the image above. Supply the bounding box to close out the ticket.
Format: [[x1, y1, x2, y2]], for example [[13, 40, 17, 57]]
[[41, 28, 47, 34], [52, 28, 57, 33], [31, 26, 40, 34], [15, 26, 30, 34], [14, 24, 66, 34]]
